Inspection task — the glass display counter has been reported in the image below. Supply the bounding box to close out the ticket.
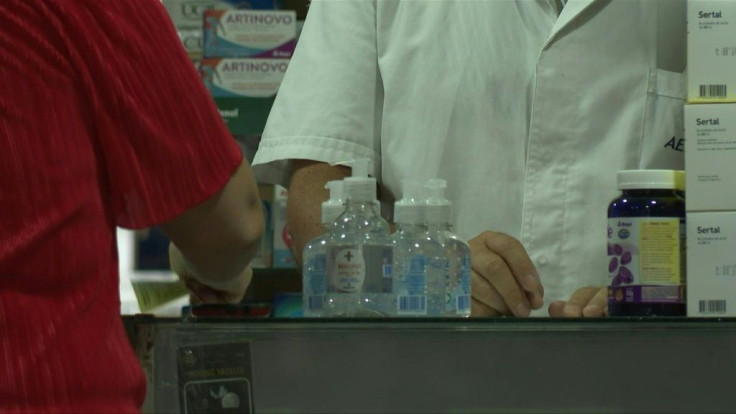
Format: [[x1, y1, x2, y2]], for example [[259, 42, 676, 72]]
[[127, 316, 736, 413]]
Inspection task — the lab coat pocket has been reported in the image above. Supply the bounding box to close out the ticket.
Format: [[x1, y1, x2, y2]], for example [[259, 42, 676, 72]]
[[639, 68, 685, 170]]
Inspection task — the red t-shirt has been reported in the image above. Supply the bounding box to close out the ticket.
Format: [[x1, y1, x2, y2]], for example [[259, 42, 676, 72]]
[[0, 1, 242, 412]]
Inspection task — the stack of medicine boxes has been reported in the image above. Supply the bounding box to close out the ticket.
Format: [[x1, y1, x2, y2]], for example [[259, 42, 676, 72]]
[[201, 6, 299, 269], [200, 6, 296, 137], [685, 0, 736, 316]]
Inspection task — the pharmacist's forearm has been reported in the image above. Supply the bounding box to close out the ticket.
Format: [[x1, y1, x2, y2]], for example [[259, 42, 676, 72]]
[[287, 160, 350, 267]]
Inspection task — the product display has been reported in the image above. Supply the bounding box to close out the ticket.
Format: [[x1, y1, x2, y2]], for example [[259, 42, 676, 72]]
[[686, 211, 736, 316], [302, 180, 344, 316], [684, 103, 736, 211], [687, 0, 736, 103], [161, 0, 281, 61], [306, 165, 474, 319], [424, 179, 472, 318], [324, 160, 394, 317], [202, 9, 296, 58], [684, 0, 736, 317], [607, 170, 686, 316], [197, 7, 294, 136], [391, 180, 444, 316]]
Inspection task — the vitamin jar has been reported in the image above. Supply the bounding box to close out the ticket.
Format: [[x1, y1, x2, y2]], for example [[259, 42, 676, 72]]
[[607, 170, 686, 316]]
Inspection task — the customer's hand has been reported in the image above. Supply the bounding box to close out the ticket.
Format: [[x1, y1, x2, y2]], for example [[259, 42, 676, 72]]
[[548, 286, 607, 317], [169, 242, 252, 304], [470, 231, 544, 317]]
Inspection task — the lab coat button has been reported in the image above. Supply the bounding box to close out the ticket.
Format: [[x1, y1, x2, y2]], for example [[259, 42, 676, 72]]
[[537, 256, 549, 266]]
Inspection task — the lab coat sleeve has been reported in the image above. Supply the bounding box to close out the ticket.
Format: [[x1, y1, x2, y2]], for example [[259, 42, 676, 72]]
[[253, 0, 383, 186]]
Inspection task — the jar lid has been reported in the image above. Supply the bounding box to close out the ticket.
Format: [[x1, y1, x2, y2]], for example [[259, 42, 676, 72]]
[[617, 169, 685, 190]]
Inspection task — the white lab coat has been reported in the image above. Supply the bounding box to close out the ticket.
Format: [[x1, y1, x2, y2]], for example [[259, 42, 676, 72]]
[[253, 0, 686, 315]]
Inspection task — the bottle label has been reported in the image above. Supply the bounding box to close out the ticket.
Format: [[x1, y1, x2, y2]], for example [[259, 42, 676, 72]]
[[361, 245, 393, 293], [304, 254, 326, 312], [444, 249, 471, 314], [445, 260, 453, 308], [456, 255, 471, 313], [607, 217, 685, 304], [396, 255, 428, 315], [328, 247, 365, 293]]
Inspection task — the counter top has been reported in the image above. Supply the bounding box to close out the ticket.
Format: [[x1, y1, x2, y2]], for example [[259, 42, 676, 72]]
[[128, 316, 736, 413]]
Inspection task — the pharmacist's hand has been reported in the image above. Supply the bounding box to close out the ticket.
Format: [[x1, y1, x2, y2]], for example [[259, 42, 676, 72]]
[[469, 231, 544, 317], [169, 243, 252, 304], [548, 286, 608, 317]]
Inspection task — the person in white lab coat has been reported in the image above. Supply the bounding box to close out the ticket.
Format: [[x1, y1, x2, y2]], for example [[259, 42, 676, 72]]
[[253, 0, 686, 317]]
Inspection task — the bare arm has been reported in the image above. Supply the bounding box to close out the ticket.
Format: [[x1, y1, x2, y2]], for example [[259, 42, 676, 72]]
[[287, 159, 351, 267], [161, 160, 264, 290]]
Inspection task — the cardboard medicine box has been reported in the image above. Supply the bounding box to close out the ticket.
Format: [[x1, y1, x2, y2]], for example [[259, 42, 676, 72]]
[[200, 58, 288, 135], [687, 0, 736, 102], [161, 0, 281, 61], [686, 211, 736, 317], [203, 9, 296, 58], [684, 103, 736, 212], [200, 58, 288, 98]]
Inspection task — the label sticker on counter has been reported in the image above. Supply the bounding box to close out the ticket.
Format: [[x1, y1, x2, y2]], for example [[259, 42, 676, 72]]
[[178, 342, 254, 413]]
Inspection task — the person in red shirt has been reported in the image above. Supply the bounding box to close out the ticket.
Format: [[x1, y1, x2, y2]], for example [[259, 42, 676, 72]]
[[0, 1, 264, 412]]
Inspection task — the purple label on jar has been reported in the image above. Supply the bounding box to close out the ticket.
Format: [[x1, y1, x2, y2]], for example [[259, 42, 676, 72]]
[[608, 285, 684, 304]]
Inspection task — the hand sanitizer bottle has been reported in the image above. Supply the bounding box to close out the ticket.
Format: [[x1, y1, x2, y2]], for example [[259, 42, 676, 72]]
[[425, 179, 472, 317], [302, 180, 344, 317], [324, 159, 393, 317], [391, 180, 446, 316]]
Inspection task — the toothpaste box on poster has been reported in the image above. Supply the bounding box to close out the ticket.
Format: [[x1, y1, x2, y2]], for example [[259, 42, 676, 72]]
[[161, 0, 281, 60], [203, 9, 296, 58], [200, 58, 289, 98]]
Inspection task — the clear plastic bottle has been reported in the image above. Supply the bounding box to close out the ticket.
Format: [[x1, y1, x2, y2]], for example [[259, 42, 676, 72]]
[[324, 160, 393, 317], [391, 180, 445, 316], [302, 180, 344, 317], [424, 179, 471, 317], [607, 169, 686, 317]]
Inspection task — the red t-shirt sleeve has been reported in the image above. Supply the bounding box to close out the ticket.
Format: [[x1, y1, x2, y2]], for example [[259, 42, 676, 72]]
[[56, 0, 243, 229]]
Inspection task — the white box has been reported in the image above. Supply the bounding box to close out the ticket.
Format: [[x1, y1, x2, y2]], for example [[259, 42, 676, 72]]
[[686, 211, 736, 316], [203, 9, 296, 58], [162, 0, 258, 60], [200, 58, 289, 97], [687, 0, 736, 102], [684, 103, 736, 211]]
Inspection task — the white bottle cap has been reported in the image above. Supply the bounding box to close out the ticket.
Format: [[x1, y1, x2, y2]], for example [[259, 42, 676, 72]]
[[322, 180, 345, 224], [674, 170, 685, 192], [343, 158, 377, 202], [617, 170, 684, 190], [394, 179, 426, 224], [424, 178, 452, 224]]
